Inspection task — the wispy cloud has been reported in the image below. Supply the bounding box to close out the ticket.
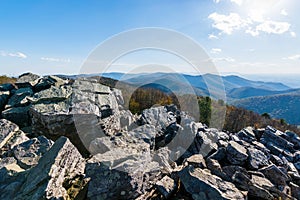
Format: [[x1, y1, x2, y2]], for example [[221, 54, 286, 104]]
[[41, 57, 70, 63], [0, 51, 27, 59], [283, 54, 300, 61], [208, 34, 219, 39], [246, 20, 291, 36], [210, 48, 222, 54], [280, 9, 288, 16], [290, 31, 297, 38], [213, 57, 235, 62]]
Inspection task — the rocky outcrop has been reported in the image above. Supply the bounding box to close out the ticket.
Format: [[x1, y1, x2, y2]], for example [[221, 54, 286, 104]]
[[155, 175, 177, 199], [0, 91, 10, 112], [0, 119, 29, 154], [1, 73, 300, 199], [12, 136, 53, 169], [0, 119, 20, 149], [86, 150, 162, 199], [15, 72, 40, 88], [178, 166, 246, 200], [0, 136, 87, 200], [16, 136, 86, 200], [226, 141, 248, 165], [2, 106, 31, 128]]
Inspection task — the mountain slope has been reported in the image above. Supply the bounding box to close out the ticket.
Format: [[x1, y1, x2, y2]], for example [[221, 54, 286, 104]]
[[232, 92, 300, 125], [228, 87, 300, 100], [101, 72, 291, 98]]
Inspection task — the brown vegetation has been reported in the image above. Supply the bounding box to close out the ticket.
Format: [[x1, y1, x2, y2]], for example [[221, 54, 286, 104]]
[[0, 75, 16, 84]]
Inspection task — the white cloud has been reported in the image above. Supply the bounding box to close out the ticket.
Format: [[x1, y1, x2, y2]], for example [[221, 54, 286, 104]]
[[208, 34, 219, 39], [208, 12, 248, 35], [213, 0, 221, 3], [230, 0, 243, 6], [209, 12, 292, 37], [0, 51, 27, 59], [280, 9, 288, 16], [290, 31, 297, 38], [257, 21, 290, 34], [41, 57, 70, 63], [210, 48, 222, 54], [284, 54, 300, 61], [246, 21, 290, 36], [9, 52, 27, 59], [213, 57, 235, 62]]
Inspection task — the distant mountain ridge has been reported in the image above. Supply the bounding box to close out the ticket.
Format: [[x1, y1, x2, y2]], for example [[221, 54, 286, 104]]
[[232, 91, 300, 125], [99, 72, 292, 97], [59, 72, 300, 124]]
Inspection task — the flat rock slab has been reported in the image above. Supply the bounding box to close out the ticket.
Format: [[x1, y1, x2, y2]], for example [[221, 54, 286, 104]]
[[0, 119, 20, 149], [2, 106, 31, 128], [13, 137, 86, 200], [13, 136, 53, 169], [259, 164, 289, 186], [247, 147, 269, 170], [155, 175, 177, 199], [226, 141, 248, 165], [178, 166, 246, 200]]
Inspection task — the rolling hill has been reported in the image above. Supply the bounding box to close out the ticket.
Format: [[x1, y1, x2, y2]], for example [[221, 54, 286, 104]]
[[232, 91, 300, 125]]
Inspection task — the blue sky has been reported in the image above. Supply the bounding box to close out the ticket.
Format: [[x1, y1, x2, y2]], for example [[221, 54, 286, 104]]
[[0, 0, 299, 76]]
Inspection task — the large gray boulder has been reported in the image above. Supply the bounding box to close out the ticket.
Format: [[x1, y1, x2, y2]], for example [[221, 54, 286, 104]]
[[285, 131, 300, 150], [15, 72, 40, 88], [248, 175, 275, 200], [12, 136, 53, 169], [29, 79, 122, 155], [0, 166, 27, 200], [33, 75, 68, 92], [222, 165, 248, 181], [86, 149, 161, 199], [0, 119, 20, 149], [226, 141, 248, 165], [184, 154, 207, 169], [5, 87, 33, 109], [29, 85, 72, 104], [259, 164, 290, 186], [169, 117, 217, 157], [290, 182, 300, 199], [261, 126, 294, 153], [2, 106, 31, 128], [206, 158, 229, 180], [0, 119, 28, 153], [189, 128, 222, 156], [178, 166, 245, 200], [247, 147, 269, 170], [12, 137, 87, 200], [155, 175, 177, 199], [128, 124, 157, 146], [139, 106, 176, 131], [119, 109, 137, 131], [0, 91, 10, 112], [237, 127, 257, 143]]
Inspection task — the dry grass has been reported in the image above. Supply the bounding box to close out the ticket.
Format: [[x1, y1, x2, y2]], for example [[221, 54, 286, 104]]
[[0, 75, 17, 84]]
